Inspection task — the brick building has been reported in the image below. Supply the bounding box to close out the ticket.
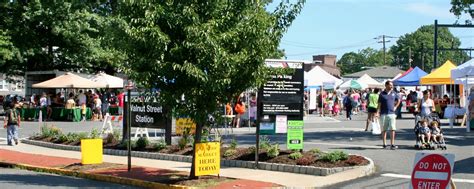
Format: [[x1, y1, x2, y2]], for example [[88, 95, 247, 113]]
[[303, 54, 341, 77]]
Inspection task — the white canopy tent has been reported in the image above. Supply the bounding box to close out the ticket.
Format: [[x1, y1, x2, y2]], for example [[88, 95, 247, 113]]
[[451, 58, 474, 132], [90, 72, 124, 88], [304, 66, 343, 89], [304, 66, 343, 113], [357, 74, 384, 89]]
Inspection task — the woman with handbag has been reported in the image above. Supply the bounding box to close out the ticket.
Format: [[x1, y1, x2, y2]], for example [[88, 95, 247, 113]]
[[233, 96, 246, 128]]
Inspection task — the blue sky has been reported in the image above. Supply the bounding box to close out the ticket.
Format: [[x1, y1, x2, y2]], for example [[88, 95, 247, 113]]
[[274, 0, 473, 61]]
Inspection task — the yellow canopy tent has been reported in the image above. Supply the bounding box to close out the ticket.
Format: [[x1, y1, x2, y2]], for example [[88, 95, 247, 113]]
[[420, 60, 457, 85]]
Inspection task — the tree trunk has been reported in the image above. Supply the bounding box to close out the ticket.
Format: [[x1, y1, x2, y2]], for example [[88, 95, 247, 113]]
[[189, 122, 203, 179]]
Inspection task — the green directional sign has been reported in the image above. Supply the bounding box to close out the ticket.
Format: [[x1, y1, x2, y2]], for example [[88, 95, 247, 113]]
[[287, 120, 303, 150]]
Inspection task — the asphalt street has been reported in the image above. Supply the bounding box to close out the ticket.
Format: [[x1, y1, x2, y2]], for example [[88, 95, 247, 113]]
[[0, 167, 138, 188], [1, 113, 473, 188]]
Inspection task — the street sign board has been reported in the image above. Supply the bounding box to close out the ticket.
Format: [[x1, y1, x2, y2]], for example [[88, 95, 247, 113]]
[[195, 142, 220, 176], [287, 120, 304, 150], [411, 153, 455, 189]]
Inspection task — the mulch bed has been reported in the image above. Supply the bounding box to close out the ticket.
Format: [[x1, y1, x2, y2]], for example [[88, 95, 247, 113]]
[[31, 137, 369, 168]]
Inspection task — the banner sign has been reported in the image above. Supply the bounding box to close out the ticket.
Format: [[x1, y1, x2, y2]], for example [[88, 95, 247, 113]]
[[260, 61, 304, 116], [275, 115, 288, 133], [175, 118, 196, 135], [130, 102, 166, 128], [195, 142, 220, 176], [287, 120, 304, 150]]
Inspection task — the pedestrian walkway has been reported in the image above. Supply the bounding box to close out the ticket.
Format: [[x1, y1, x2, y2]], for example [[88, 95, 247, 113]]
[[0, 142, 370, 188], [0, 148, 277, 188]]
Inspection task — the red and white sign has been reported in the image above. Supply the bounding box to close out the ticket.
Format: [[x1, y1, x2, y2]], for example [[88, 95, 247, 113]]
[[411, 153, 455, 189]]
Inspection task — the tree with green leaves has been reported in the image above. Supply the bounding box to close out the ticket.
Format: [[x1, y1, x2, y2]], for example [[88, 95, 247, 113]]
[[337, 47, 391, 75], [0, 1, 124, 79], [450, 0, 473, 23], [113, 1, 304, 178], [390, 25, 469, 71]]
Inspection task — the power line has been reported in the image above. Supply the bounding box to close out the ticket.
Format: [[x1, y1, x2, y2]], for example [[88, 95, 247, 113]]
[[285, 42, 379, 56]]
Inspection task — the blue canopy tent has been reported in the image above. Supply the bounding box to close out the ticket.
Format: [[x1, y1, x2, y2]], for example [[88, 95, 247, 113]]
[[393, 66, 428, 86]]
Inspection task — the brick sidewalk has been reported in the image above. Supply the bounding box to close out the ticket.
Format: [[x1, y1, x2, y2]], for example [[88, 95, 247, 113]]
[[0, 149, 280, 188]]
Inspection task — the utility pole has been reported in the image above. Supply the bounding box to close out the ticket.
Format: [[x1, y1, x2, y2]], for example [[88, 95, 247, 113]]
[[421, 43, 425, 70], [408, 47, 412, 68], [375, 35, 397, 65]]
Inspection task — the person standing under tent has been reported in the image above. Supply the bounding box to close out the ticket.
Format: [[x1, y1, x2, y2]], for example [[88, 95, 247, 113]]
[[77, 90, 87, 121]]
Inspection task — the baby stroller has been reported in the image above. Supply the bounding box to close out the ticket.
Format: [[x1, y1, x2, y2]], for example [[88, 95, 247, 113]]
[[414, 113, 445, 150]]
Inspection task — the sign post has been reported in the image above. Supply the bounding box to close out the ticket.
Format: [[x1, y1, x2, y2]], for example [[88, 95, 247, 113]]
[[125, 81, 134, 172], [411, 153, 455, 189]]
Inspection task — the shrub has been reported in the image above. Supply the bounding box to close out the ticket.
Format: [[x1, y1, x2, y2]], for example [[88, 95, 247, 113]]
[[320, 151, 349, 163], [89, 128, 101, 139], [104, 133, 117, 144], [178, 127, 192, 150], [154, 140, 167, 151], [266, 144, 279, 158], [77, 132, 89, 140], [66, 133, 79, 143], [259, 135, 271, 150], [41, 125, 62, 138], [229, 137, 238, 149], [296, 155, 316, 166], [136, 137, 150, 149], [309, 148, 322, 155], [223, 149, 237, 158], [118, 139, 137, 149], [248, 146, 256, 154], [56, 133, 68, 143], [288, 152, 303, 160], [113, 129, 121, 141]]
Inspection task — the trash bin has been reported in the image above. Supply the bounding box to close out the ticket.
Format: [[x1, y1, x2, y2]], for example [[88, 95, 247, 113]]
[[81, 139, 103, 164]]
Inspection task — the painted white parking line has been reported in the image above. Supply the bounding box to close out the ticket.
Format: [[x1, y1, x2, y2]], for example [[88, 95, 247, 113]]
[[304, 142, 381, 149], [382, 173, 474, 184]]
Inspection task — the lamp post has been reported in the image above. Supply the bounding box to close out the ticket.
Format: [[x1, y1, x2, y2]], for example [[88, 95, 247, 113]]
[[125, 81, 134, 172]]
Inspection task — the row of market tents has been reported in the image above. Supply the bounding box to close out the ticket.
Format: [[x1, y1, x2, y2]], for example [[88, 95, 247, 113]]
[[304, 58, 474, 132]]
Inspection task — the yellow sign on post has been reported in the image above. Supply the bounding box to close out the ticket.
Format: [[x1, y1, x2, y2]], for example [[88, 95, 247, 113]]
[[195, 142, 220, 176], [176, 118, 196, 135], [81, 139, 103, 164]]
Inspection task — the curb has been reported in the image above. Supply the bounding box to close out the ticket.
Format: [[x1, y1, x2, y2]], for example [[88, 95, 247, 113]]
[[21, 139, 374, 177], [0, 161, 188, 189]]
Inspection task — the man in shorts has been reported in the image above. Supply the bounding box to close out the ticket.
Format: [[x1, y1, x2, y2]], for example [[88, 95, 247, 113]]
[[376, 81, 400, 150]]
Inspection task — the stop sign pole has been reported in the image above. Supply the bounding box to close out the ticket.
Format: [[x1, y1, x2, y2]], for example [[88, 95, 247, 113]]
[[411, 153, 455, 189]]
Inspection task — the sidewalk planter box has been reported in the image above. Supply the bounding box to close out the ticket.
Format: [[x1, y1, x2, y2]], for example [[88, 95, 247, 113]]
[[80, 139, 103, 164]]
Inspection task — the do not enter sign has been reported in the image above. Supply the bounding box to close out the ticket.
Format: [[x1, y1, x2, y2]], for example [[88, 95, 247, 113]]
[[411, 153, 455, 189]]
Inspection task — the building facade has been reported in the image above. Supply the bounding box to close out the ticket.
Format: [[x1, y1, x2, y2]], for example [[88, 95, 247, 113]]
[[303, 54, 341, 77], [0, 74, 25, 97]]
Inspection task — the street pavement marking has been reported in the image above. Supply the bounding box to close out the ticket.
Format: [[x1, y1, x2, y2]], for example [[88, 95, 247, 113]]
[[382, 173, 474, 184], [304, 142, 381, 149]]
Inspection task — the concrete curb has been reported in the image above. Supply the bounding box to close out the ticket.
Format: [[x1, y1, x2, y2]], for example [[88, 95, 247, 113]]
[[0, 161, 188, 189], [21, 139, 374, 177]]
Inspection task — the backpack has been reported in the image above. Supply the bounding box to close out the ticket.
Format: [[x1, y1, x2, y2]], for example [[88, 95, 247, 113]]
[[8, 109, 18, 125]]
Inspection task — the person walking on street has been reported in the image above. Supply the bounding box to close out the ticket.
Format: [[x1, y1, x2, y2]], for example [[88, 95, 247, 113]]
[[343, 91, 353, 120], [4, 102, 21, 146], [376, 81, 400, 150], [365, 88, 379, 131]]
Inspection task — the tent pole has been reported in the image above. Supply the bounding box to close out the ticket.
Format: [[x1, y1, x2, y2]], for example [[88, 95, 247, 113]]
[[467, 75, 471, 132]]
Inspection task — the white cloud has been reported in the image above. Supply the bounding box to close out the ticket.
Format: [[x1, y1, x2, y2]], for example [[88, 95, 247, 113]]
[[405, 2, 455, 19]]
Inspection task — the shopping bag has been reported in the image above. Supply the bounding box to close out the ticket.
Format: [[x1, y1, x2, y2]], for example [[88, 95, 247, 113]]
[[371, 120, 381, 135]]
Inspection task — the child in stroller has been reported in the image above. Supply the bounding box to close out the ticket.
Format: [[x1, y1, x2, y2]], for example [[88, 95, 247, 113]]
[[414, 114, 445, 150], [430, 121, 447, 150], [416, 119, 432, 149]]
